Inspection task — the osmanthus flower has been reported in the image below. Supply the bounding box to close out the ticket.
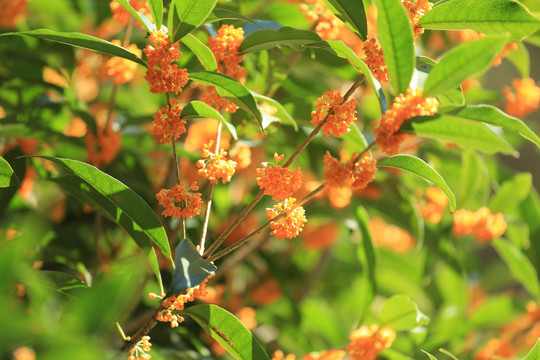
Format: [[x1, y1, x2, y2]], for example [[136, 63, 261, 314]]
[[401, 0, 433, 37], [127, 335, 152, 360], [369, 217, 415, 252], [256, 153, 302, 200], [266, 197, 307, 240], [271, 350, 296, 360], [362, 38, 390, 84], [196, 140, 237, 184], [152, 98, 186, 144], [504, 78, 540, 118], [85, 122, 122, 168], [12, 346, 35, 360], [106, 41, 141, 85], [347, 324, 396, 360], [323, 151, 377, 190], [373, 87, 439, 155], [311, 90, 358, 137], [109, 0, 151, 29], [419, 186, 448, 224], [298, 0, 341, 40], [452, 207, 507, 242], [143, 30, 188, 94], [0, 0, 28, 29], [473, 338, 517, 360], [304, 350, 346, 360], [155, 182, 202, 219]]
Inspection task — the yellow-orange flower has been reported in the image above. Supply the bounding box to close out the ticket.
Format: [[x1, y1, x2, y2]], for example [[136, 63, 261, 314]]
[[272, 350, 296, 360], [304, 350, 345, 360], [299, 0, 341, 40], [323, 151, 377, 190], [474, 338, 517, 360], [347, 325, 396, 360], [373, 88, 439, 155], [401, 0, 433, 36], [152, 99, 186, 144], [156, 182, 202, 219], [311, 90, 357, 137], [266, 198, 307, 240], [257, 154, 302, 200], [419, 186, 448, 224], [504, 78, 540, 118], [106, 41, 141, 85], [369, 217, 415, 252], [127, 336, 152, 360], [453, 207, 506, 242], [363, 38, 389, 84], [85, 123, 122, 168], [0, 0, 28, 29], [197, 141, 237, 184]]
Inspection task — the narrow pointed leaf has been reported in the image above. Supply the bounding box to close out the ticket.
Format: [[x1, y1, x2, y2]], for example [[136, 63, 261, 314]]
[[239, 27, 327, 54], [0, 157, 20, 188], [419, 0, 540, 42], [378, 295, 429, 331], [0, 29, 146, 67], [181, 34, 217, 71], [189, 71, 263, 126], [147, 0, 163, 29], [112, 0, 155, 32], [378, 154, 456, 212], [183, 304, 270, 360], [40, 270, 89, 292], [524, 340, 540, 360], [322, 0, 367, 40], [373, 0, 415, 94], [251, 91, 298, 131], [422, 350, 439, 360], [172, 0, 218, 41], [167, 239, 217, 296], [424, 37, 506, 96], [181, 100, 237, 140]]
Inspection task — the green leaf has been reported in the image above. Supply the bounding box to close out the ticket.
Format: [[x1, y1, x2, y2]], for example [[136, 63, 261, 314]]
[[492, 238, 540, 298], [322, 0, 367, 40], [251, 91, 298, 131], [189, 71, 263, 126], [147, 0, 163, 29], [424, 37, 506, 96], [373, 0, 415, 94], [0, 157, 20, 188], [524, 339, 540, 360], [403, 115, 518, 156], [181, 34, 217, 71], [422, 350, 439, 360], [378, 295, 429, 331], [439, 104, 540, 149], [489, 173, 532, 213], [419, 0, 540, 42], [206, 8, 256, 25], [114, 0, 155, 32], [171, 0, 218, 41], [354, 206, 377, 319], [181, 100, 238, 140], [35, 157, 171, 291], [183, 304, 270, 360], [239, 27, 327, 54], [378, 154, 456, 212], [0, 29, 146, 67], [40, 270, 89, 292], [506, 41, 530, 78], [167, 239, 217, 297], [414, 56, 464, 106]]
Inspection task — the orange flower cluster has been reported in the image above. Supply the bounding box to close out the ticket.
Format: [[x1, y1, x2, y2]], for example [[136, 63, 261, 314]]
[[347, 325, 396, 360], [109, 0, 151, 29], [504, 78, 540, 118], [453, 207, 506, 242], [266, 198, 307, 240], [156, 182, 202, 219], [369, 217, 416, 252], [256, 154, 302, 200], [144, 30, 188, 94], [152, 99, 186, 144], [401, 0, 433, 36], [106, 41, 141, 85], [299, 0, 341, 40], [373, 87, 439, 155], [323, 151, 377, 190], [85, 123, 122, 168], [154, 277, 211, 328], [419, 186, 448, 224], [302, 222, 338, 250], [196, 141, 237, 184], [492, 42, 518, 67], [362, 38, 390, 84], [305, 351, 345, 360], [251, 277, 283, 305], [230, 144, 252, 170], [272, 350, 296, 360], [474, 338, 516, 360], [127, 336, 152, 360], [311, 90, 358, 137], [200, 87, 239, 113], [0, 0, 28, 29]]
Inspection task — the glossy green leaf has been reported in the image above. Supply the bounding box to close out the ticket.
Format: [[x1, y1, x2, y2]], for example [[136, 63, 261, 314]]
[[114, 0, 154, 32], [439, 104, 540, 149], [424, 38, 506, 96], [373, 0, 415, 94], [489, 173, 532, 212], [181, 34, 217, 71], [147, 0, 163, 29], [524, 339, 540, 360], [419, 0, 540, 42], [492, 238, 540, 297], [0, 29, 146, 67], [506, 41, 530, 78], [378, 154, 456, 212], [181, 100, 237, 140], [403, 115, 518, 156], [251, 91, 298, 131], [378, 295, 429, 331], [422, 350, 439, 360], [414, 56, 464, 106], [35, 157, 171, 289], [167, 239, 217, 297], [206, 8, 255, 24], [189, 71, 263, 125], [239, 27, 327, 54], [171, 0, 218, 41], [0, 157, 20, 188], [40, 270, 89, 292], [322, 0, 367, 40], [183, 304, 270, 360], [354, 206, 377, 319]]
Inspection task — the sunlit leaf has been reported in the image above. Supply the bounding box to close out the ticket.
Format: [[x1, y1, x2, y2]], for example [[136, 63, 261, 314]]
[[147, 0, 163, 29], [114, 0, 155, 32], [171, 0, 218, 41], [378, 295, 429, 331], [524, 339, 540, 360], [0, 157, 20, 188], [181, 34, 217, 71], [181, 100, 237, 140], [322, 0, 367, 40], [251, 91, 298, 131], [489, 173, 532, 212], [239, 27, 327, 54]]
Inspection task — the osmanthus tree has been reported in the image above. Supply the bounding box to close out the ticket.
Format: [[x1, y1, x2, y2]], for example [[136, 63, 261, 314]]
[[1, 0, 540, 359]]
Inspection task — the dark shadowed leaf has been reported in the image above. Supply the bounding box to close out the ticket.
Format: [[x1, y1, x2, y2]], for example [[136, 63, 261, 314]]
[[322, 0, 367, 40], [115, 0, 155, 32], [239, 27, 327, 54]]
